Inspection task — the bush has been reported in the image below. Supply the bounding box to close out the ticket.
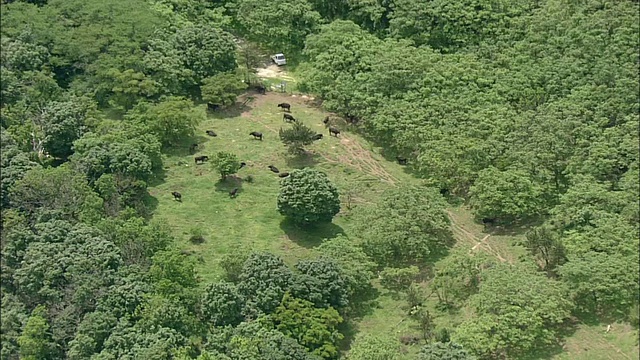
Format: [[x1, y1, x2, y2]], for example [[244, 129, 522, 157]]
[[189, 227, 205, 244], [277, 168, 340, 225], [279, 121, 317, 155], [379, 266, 420, 292], [211, 151, 241, 180]]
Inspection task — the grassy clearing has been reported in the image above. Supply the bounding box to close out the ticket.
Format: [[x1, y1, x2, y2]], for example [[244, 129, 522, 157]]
[[146, 91, 638, 358], [148, 91, 415, 282]]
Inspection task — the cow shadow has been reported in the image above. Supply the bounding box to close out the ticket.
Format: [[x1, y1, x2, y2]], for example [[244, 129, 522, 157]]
[[279, 219, 345, 248]]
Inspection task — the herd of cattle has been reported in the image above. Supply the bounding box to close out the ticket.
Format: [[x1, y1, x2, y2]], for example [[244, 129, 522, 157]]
[[171, 102, 348, 201]]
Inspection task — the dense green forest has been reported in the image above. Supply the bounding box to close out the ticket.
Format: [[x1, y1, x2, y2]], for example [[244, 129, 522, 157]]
[[1, 0, 638, 359]]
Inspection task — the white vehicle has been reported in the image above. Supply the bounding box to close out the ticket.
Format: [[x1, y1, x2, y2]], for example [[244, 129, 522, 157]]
[[271, 53, 286, 66]]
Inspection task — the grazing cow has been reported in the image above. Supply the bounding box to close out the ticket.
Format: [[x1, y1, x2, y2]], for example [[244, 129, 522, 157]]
[[207, 103, 219, 112], [239, 162, 247, 169], [283, 113, 296, 122], [312, 133, 323, 140], [229, 188, 239, 198], [323, 116, 330, 125], [278, 172, 290, 178], [206, 130, 217, 137], [396, 156, 408, 165], [171, 191, 182, 201], [268, 165, 280, 173], [249, 131, 263, 140], [189, 143, 198, 154], [329, 127, 340, 137], [277, 103, 291, 112], [194, 155, 209, 164]]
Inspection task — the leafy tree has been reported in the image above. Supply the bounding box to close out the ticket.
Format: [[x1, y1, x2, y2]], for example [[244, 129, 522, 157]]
[[469, 166, 546, 223], [558, 251, 639, 317], [417, 341, 476, 360], [94, 320, 187, 360], [138, 295, 200, 337], [1, 293, 28, 360], [431, 249, 487, 308], [1, 131, 39, 207], [353, 185, 451, 268], [316, 236, 376, 301], [237, 252, 294, 317], [521, 225, 566, 273], [277, 168, 340, 225], [346, 333, 400, 360], [67, 311, 117, 360], [453, 264, 574, 359], [211, 151, 242, 180], [292, 256, 349, 310], [233, 0, 323, 53], [219, 248, 250, 284], [149, 249, 199, 300], [379, 266, 419, 292], [9, 165, 103, 224], [201, 72, 248, 107], [201, 282, 245, 327], [18, 305, 58, 360], [279, 121, 318, 155], [127, 97, 204, 148], [271, 293, 344, 359]]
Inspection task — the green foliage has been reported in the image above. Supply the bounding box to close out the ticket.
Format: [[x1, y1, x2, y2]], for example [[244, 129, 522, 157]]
[[277, 168, 340, 225], [149, 249, 199, 299], [346, 333, 401, 360], [521, 225, 566, 273], [353, 185, 451, 268], [379, 266, 419, 292], [279, 121, 318, 155], [233, 0, 323, 53], [316, 236, 376, 309], [220, 248, 250, 284], [292, 256, 349, 310], [453, 264, 574, 359], [189, 227, 206, 244], [417, 341, 476, 360], [432, 249, 487, 308], [272, 293, 344, 359], [469, 166, 546, 223], [201, 72, 248, 107], [18, 305, 58, 360], [211, 151, 242, 180], [126, 97, 204, 148], [201, 282, 245, 327], [237, 252, 294, 316]]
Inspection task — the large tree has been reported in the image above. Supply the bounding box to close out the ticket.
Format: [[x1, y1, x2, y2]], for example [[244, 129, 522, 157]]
[[353, 185, 451, 267], [277, 168, 340, 226]]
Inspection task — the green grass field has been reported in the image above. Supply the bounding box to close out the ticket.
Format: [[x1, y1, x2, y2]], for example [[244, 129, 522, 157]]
[[147, 91, 639, 359]]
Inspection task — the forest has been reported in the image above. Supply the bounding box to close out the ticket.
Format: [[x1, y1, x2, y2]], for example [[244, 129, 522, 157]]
[[0, 0, 638, 359]]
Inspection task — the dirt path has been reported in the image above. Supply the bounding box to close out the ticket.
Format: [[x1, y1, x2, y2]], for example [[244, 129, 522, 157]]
[[446, 210, 508, 262]]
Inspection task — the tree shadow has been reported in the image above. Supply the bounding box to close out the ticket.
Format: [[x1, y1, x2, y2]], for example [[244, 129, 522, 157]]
[[207, 102, 253, 119], [279, 218, 345, 248], [147, 166, 167, 188], [284, 151, 320, 169], [162, 135, 210, 158], [337, 320, 360, 353], [140, 191, 159, 220], [519, 318, 580, 360], [214, 175, 244, 194], [483, 216, 547, 236]]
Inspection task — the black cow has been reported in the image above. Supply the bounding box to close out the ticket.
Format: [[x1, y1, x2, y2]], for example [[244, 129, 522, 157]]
[[229, 188, 239, 198], [207, 103, 220, 112], [312, 133, 323, 140], [171, 191, 182, 201], [283, 113, 296, 122], [195, 155, 209, 164], [278, 172, 290, 178], [329, 127, 340, 137], [396, 156, 408, 165], [206, 130, 217, 137], [277, 103, 291, 112], [189, 143, 198, 154], [268, 165, 280, 173], [439, 188, 450, 196], [254, 84, 266, 95], [239, 162, 247, 169], [249, 131, 263, 140], [323, 116, 330, 124]]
